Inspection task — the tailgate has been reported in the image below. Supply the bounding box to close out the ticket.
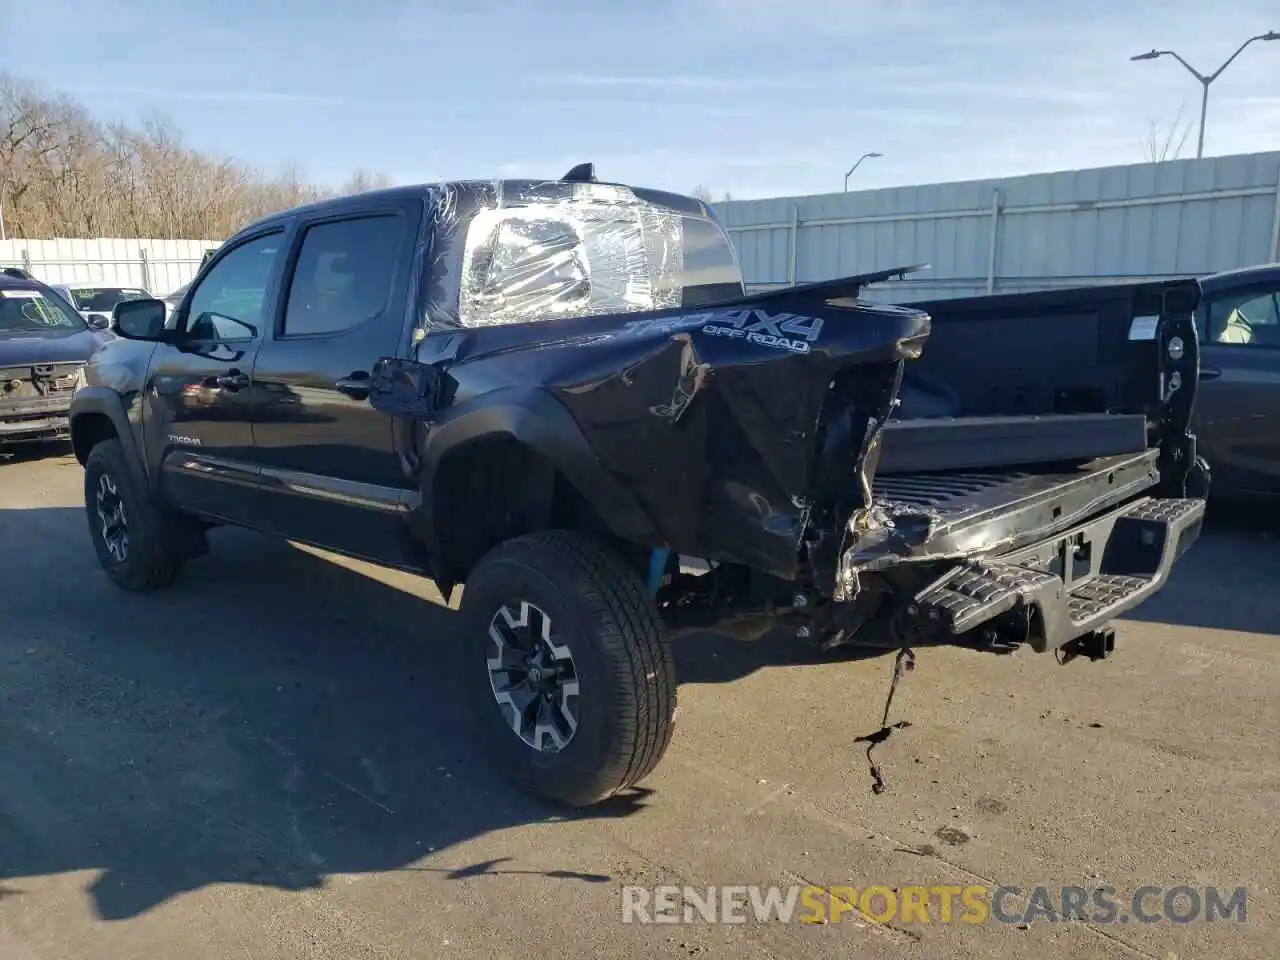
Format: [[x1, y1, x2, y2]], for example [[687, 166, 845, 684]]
[[841, 447, 1204, 653], [844, 449, 1162, 574]]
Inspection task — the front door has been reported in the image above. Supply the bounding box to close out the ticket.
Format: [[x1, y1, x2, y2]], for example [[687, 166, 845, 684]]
[[141, 228, 289, 523], [248, 200, 422, 563], [1197, 279, 1280, 497]]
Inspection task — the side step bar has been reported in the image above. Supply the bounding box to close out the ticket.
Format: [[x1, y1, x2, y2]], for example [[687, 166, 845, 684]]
[[908, 496, 1205, 653]]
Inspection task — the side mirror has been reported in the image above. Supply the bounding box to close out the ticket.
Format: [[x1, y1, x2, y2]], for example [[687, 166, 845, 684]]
[[86, 313, 111, 330], [112, 298, 169, 341]]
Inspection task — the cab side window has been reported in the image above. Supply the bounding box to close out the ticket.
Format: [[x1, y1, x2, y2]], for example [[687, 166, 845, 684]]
[[282, 215, 405, 337], [184, 232, 284, 341], [1207, 287, 1280, 347]]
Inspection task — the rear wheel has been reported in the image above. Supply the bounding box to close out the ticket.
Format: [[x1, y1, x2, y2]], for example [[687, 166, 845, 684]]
[[83, 439, 184, 590], [461, 531, 677, 807]]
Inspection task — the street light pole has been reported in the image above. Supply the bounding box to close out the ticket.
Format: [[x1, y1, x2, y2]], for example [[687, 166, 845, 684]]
[[844, 152, 883, 192], [1131, 31, 1279, 159]]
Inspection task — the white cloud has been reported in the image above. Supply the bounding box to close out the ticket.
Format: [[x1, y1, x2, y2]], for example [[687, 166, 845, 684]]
[[528, 74, 786, 92], [62, 84, 384, 107], [888, 80, 1108, 108], [525, 64, 932, 92], [682, 0, 957, 36]]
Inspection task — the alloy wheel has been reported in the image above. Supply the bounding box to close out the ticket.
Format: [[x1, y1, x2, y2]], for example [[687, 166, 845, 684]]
[[485, 600, 581, 753], [95, 471, 129, 563]]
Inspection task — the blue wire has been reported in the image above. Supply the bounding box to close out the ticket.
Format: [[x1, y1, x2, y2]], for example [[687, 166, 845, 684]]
[[647, 548, 671, 597]]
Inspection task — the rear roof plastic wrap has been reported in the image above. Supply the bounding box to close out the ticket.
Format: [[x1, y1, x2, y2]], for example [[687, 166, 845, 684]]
[[421, 181, 685, 331]]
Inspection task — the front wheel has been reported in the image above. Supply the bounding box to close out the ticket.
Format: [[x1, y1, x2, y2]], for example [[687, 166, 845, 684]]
[[461, 531, 677, 807], [83, 439, 183, 590]]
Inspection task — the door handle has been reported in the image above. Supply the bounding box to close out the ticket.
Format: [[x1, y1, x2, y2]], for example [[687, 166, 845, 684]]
[[215, 371, 250, 390], [335, 371, 371, 400], [1199, 365, 1222, 382]]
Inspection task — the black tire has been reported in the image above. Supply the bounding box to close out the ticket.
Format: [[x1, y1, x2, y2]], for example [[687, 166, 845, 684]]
[[461, 530, 677, 807], [83, 439, 182, 590]]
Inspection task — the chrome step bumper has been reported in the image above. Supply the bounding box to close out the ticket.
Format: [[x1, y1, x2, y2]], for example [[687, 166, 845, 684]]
[[909, 496, 1205, 653]]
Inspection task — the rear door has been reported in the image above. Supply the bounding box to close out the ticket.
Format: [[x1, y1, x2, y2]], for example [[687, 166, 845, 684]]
[[248, 198, 422, 563], [1197, 279, 1280, 496], [140, 228, 289, 523]]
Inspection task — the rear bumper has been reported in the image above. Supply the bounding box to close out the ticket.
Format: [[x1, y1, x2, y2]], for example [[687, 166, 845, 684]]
[[0, 397, 73, 444], [906, 494, 1205, 653]]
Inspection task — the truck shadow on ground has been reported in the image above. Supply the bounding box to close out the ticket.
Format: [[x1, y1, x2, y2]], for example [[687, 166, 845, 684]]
[[1, 493, 1271, 924], [0, 439, 74, 463], [671, 627, 890, 686], [0, 507, 665, 922]]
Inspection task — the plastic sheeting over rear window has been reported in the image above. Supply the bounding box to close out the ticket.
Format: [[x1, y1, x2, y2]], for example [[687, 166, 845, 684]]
[[458, 185, 683, 327], [430, 181, 742, 330]]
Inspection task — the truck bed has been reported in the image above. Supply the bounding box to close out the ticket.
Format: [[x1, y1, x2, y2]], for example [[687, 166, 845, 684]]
[[876, 280, 1197, 475], [899, 283, 1173, 419]]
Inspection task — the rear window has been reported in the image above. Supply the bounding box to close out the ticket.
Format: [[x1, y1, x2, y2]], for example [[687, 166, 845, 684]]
[[455, 187, 743, 328]]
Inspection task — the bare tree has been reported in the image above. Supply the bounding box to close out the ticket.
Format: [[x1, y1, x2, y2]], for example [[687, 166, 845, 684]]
[[1142, 102, 1193, 163], [0, 71, 397, 239], [340, 169, 395, 197], [689, 186, 735, 204]]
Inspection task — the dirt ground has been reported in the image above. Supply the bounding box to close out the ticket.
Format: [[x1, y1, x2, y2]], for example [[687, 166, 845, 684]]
[[1, 445, 1275, 959]]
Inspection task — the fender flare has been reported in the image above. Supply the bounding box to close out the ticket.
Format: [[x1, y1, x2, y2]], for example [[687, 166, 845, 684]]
[[417, 388, 662, 568], [69, 388, 149, 490]]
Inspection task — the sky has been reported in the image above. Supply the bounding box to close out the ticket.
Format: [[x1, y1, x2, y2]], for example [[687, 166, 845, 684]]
[[1, 0, 1278, 199]]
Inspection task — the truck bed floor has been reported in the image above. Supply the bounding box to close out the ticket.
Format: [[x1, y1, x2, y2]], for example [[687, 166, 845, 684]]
[[866, 449, 1161, 560]]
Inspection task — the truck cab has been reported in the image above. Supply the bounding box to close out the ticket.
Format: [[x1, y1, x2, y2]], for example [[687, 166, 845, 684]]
[[71, 177, 743, 565]]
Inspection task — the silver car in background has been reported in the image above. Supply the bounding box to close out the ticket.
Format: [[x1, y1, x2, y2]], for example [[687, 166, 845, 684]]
[[48, 283, 150, 332], [162, 280, 190, 319]]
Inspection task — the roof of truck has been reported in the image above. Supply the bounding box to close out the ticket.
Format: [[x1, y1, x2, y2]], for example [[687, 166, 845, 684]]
[[240, 178, 714, 237]]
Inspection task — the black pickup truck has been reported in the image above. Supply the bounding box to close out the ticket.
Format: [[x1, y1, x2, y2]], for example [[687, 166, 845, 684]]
[[68, 168, 1207, 806]]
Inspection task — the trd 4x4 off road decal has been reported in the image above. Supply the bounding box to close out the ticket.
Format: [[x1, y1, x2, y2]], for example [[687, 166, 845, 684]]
[[700, 308, 823, 354], [621, 309, 824, 354]]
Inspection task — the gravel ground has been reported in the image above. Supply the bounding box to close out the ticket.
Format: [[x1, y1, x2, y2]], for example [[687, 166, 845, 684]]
[[0, 445, 1276, 960]]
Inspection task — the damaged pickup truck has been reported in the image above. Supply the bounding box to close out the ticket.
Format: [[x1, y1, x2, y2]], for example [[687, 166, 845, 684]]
[[68, 167, 1207, 806]]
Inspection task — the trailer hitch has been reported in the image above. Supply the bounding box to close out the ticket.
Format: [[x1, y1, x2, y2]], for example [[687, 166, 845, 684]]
[[1055, 627, 1116, 665]]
